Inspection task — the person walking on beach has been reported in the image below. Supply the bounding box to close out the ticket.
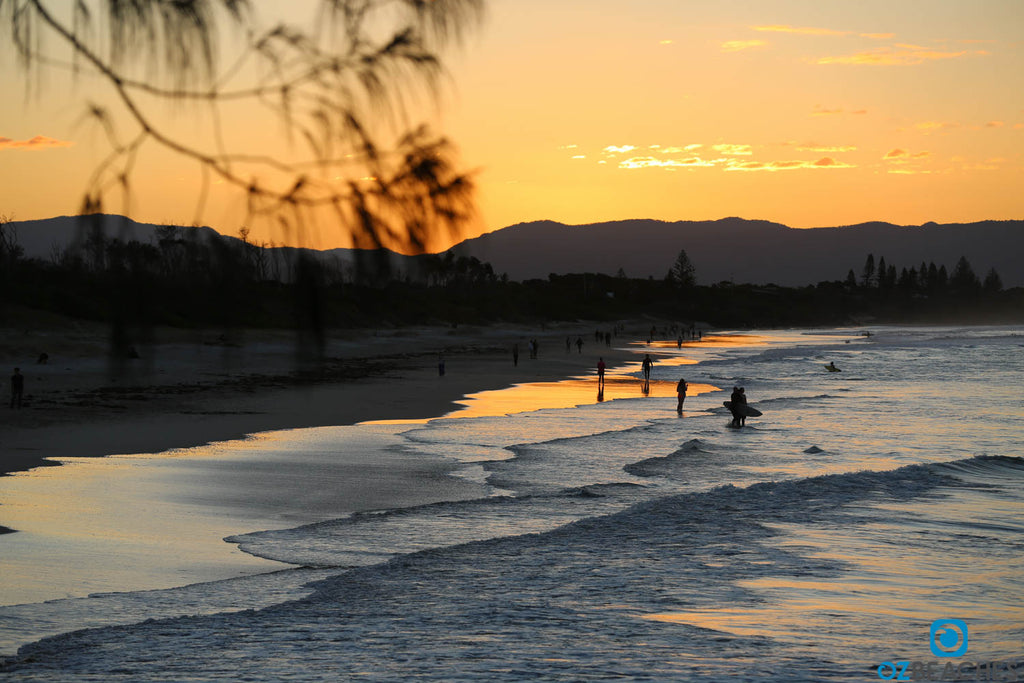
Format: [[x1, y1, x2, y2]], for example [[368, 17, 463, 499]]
[[676, 377, 688, 414], [10, 367, 24, 409], [576, 336, 584, 354], [641, 354, 654, 393], [597, 357, 606, 391], [512, 343, 519, 367]]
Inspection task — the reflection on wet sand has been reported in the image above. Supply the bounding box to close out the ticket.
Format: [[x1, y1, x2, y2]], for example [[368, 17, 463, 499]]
[[449, 376, 719, 419]]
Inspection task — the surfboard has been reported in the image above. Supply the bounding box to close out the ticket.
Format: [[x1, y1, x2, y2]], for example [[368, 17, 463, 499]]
[[723, 401, 762, 417], [825, 364, 841, 372]]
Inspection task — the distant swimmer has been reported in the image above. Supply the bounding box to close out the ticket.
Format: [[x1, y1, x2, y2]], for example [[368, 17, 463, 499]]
[[676, 377, 688, 414], [826, 362, 841, 372]]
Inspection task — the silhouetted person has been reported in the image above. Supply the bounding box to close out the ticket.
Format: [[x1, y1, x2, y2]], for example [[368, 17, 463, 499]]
[[36, 352, 48, 365], [576, 336, 584, 354], [597, 357, 606, 391], [738, 387, 748, 426], [729, 386, 744, 427], [10, 367, 24, 409], [676, 377, 688, 414], [513, 343, 519, 367], [438, 353, 445, 377]]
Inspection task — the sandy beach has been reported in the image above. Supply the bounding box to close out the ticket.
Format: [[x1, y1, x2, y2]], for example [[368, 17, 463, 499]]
[[0, 313, 690, 613], [1, 315, 657, 476]]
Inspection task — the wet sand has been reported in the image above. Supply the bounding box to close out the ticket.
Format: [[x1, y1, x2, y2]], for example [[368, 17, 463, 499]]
[[1, 319, 652, 478], [0, 316, 703, 610]]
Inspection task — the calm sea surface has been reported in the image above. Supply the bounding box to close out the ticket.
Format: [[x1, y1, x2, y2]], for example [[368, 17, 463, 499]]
[[2, 325, 1023, 681]]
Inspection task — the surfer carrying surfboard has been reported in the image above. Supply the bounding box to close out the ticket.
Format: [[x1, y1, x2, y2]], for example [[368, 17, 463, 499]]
[[729, 386, 746, 427]]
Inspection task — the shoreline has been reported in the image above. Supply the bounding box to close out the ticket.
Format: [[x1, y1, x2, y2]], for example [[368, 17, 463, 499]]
[[1, 321, 662, 478], [0, 319, 690, 614]]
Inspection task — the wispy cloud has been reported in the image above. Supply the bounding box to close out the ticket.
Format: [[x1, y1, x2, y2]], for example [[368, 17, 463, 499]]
[[753, 25, 848, 37], [797, 144, 858, 153], [589, 143, 854, 173], [619, 157, 719, 170], [885, 149, 931, 160], [912, 121, 960, 134], [753, 25, 893, 40], [816, 46, 985, 66], [725, 157, 854, 172], [0, 135, 74, 151], [720, 40, 767, 53], [712, 144, 753, 156], [812, 106, 867, 117]]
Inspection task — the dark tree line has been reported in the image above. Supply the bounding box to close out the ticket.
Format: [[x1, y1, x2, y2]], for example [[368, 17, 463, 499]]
[[849, 253, 1003, 297], [4, 222, 1022, 334]]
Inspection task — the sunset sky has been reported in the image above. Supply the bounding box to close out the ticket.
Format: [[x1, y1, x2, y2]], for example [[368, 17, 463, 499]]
[[1, 0, 1022, 251]]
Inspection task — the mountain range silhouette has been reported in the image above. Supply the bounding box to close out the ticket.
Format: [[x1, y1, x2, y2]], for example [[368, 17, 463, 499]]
[[10, 215, 1023, 287]]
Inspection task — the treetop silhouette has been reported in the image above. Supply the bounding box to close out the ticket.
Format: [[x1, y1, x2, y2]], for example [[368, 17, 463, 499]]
[[3, 0, 485, 251]]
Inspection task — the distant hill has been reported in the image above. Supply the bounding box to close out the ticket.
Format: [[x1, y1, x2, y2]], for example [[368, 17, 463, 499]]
[[7, 214, 362, 270], [448, 218, 1024, 287], [7, 215, 1023, 287]]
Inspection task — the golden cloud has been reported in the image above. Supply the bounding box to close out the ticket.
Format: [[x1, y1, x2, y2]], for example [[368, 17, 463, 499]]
[[619, 156, 718, 169], [721, 40, 767, 52], [913, 121, 960, 133], [811, 106, 866, 117], [884, 149, 931, 164], [712, 144, 753, 156], [753, 25, 894, 40], [816, 47, 983, 66], [797, 144, 858, 153], [0, 135, 74, 151], [753, 25, 848, 36], [725, 157, 854, 172]]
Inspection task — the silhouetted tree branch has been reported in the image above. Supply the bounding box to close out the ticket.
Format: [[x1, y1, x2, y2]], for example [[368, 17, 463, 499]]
[[4, 0, 483, 250]]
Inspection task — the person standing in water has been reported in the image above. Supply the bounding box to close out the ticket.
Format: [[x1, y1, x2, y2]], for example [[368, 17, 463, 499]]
[[676, 377, 688, 414], [597, 357, 606, 391], [729, 386, 744, 427]]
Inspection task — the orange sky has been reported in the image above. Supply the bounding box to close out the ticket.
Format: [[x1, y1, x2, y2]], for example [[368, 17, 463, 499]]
[[1, 0, 1022, 251]]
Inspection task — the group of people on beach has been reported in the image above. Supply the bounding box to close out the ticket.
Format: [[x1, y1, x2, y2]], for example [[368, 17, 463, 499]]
[[596, 355, 749, 426]]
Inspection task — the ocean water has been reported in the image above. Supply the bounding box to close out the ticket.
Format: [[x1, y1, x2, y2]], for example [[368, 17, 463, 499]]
[[2, 325, 1023, 681]]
